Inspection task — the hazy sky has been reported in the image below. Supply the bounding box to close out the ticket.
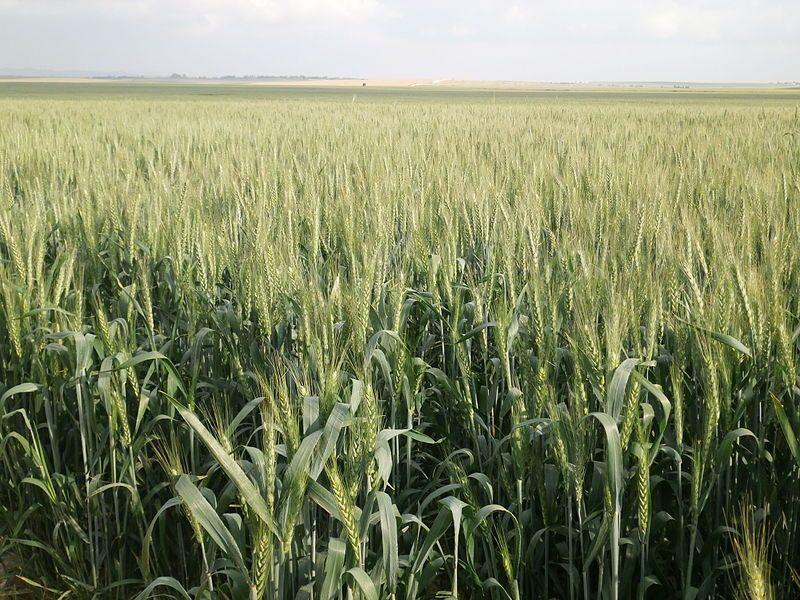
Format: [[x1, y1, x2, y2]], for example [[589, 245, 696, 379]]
[[1, 0, 798, 82]]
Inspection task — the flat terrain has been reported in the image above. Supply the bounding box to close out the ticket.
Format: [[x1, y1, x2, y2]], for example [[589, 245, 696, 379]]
[[2, 78, 799, 103]]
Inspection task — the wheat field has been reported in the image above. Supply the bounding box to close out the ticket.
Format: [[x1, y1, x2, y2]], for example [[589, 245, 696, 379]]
[[1, 84, 799, 599]]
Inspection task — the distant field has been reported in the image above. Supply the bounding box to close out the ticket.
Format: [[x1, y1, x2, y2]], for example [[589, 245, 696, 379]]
[[1, 81, 799, 599], [2, 79, 800, 103]]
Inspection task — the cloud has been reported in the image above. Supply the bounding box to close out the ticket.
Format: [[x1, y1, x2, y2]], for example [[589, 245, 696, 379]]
[[640, 0, 800, 42], [502, 3, 533, 25], [642, 2, 732, 40], [0, 0, 148, 18], [203, 0, 391, 24], [0, 0, 393, 25]]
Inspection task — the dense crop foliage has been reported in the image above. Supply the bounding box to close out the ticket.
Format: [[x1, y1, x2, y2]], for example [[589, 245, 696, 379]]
[[1, 89, 800, 599]]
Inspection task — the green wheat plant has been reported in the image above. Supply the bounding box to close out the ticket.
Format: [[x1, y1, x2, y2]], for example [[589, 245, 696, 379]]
[[0, 87, 799, 598]]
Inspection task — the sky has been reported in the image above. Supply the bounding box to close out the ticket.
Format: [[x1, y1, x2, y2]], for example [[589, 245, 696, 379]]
[[0, 0, 798, 82]]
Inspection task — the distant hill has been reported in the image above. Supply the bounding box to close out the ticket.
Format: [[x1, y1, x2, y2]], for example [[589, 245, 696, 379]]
[[0, 68, 353, 81], [0, 68, 140, 78]]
